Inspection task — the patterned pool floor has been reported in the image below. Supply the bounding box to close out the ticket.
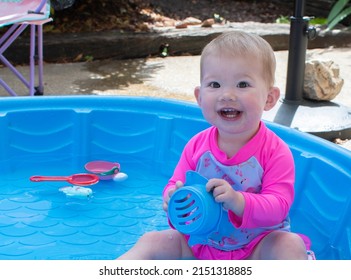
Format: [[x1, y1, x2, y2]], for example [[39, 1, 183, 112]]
[[0, 159, 169, 259]]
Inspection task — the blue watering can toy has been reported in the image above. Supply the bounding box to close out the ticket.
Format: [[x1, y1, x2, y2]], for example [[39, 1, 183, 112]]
[[168, 170, 226, 246]]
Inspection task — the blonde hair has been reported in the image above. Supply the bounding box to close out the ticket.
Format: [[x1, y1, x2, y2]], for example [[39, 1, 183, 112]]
[[200, 31, 276, 87]]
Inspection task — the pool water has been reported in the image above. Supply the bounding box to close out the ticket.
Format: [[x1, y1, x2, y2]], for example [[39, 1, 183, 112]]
[[0, 155, 170, 259]]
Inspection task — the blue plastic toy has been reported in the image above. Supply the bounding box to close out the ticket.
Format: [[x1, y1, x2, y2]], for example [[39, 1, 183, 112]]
[[168, 171, 224, 245], [168, 171, 239, 246]]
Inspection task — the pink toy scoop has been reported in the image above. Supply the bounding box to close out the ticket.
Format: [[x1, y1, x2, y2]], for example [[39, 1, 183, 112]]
[[85, 161, 120, 180], [30, 173, 99, 186]]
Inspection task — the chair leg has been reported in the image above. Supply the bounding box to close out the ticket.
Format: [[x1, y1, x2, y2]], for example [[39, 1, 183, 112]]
[[0, 78, 17, 96], [1, 20, 49, 96], [0, 24, 30, 96], [36, 24, 44, 95], [29, 24, 35, 96]]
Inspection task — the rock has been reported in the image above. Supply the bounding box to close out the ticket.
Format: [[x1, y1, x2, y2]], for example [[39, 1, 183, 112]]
[[182, 17, 202, 26], [176, 17, 202, 29], [335, 138, 351, 151], [175, 21, 188, 29], [201, 18, 215, 27], [303, 60, 344, 101], [163, 19, 177, 27]]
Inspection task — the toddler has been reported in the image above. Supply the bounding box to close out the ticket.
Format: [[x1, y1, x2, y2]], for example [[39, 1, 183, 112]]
[[118, 31, 312, 260]]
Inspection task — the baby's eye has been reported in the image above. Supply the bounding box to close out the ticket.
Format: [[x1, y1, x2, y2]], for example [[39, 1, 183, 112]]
[[237, 81, 250, 88], [209, 81, 220, 88]]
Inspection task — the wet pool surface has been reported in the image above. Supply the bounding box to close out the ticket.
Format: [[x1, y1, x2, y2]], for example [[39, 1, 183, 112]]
[[0, 157, 169, 259]]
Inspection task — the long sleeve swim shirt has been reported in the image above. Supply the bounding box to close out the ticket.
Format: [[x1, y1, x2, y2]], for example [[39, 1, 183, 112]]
[[164, 121, 294, 251]]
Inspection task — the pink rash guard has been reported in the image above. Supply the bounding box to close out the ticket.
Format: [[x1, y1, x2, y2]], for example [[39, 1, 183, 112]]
[[163, 121, 308, 259]]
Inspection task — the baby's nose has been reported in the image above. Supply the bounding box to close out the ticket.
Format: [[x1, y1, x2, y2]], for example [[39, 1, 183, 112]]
[[220, 88, 237, 101]]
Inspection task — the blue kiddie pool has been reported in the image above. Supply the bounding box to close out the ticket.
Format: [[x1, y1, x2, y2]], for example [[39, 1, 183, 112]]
[[0, 96, 350, 260]]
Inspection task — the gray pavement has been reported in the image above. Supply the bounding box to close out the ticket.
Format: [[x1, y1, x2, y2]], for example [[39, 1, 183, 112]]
[[1, 46, 351, 142], [1, 47, 350, 103]]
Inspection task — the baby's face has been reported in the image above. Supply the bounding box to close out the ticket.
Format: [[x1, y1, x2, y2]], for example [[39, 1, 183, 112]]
[[195, 54, 277, 138]]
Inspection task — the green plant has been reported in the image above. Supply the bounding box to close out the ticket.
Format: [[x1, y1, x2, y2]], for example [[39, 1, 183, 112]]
[[327, 0, 351, 30], [275, 15, 290, 24], [310, 18, 328, 25], [275, 16, 327, 26]]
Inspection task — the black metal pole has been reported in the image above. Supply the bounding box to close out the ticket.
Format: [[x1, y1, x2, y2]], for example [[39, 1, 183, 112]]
[[284, 0, 309, 103]]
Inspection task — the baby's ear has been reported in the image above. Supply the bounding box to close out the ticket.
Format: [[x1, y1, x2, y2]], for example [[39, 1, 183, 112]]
[[264, 87, 280, 111], [194, 86, 201, 105]]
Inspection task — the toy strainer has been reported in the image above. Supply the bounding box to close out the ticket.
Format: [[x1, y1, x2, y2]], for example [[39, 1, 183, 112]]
[[168, 171, 222, 245]]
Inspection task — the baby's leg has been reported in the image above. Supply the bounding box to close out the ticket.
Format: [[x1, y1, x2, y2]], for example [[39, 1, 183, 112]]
[[117, 229, 194, 260], [247, 231, 308, 260]]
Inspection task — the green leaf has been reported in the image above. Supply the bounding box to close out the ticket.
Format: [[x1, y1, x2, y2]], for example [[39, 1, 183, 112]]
[[275, 16, 290, 24], [327, 6, 351, 30], [310, 17, 328, 25], [328, 0, 350, 22]]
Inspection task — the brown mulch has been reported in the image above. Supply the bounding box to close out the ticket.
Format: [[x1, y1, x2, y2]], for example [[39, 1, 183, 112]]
[[47, 0, 293, 33]]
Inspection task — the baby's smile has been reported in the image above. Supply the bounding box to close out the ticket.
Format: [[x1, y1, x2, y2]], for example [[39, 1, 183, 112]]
[[218, 108, 242, 119]]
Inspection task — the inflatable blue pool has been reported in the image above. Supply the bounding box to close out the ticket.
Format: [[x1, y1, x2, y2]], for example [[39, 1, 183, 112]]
[[0, 96, 350, 260]]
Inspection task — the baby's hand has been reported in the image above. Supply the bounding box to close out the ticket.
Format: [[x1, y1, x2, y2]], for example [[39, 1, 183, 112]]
[[163, 181, 183, 212], [206, 178, 243, 215]]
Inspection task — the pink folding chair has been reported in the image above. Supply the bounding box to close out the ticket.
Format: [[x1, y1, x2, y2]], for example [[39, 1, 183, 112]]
[[0, 0, 52, 96]]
